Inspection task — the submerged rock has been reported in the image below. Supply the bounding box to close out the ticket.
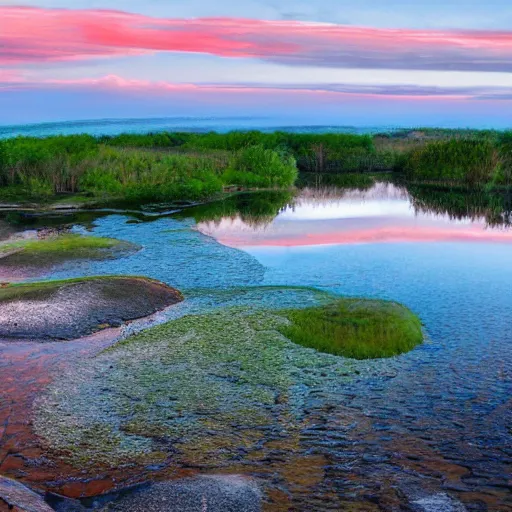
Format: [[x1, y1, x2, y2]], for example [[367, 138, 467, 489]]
[[103, 475, 261, 512], [0, 476, 53, 512], [44, 476, 261, 512], [0, 277, 183, 341], [410, 494, 467, 512], [398, 481, 468, 512]]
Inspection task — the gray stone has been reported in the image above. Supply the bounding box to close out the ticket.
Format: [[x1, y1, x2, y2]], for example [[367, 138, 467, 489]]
[[103, 475, 262, 512], [0, 476, 53, 512]]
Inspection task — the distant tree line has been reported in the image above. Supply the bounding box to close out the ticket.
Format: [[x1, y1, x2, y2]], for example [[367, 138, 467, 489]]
[[0, 130, 511, 202]]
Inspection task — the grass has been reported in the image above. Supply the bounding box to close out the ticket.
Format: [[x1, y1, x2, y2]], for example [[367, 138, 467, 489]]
[[2, 130, 510, 205], [277, 298, 423, 359], [0, 136, 299, 203], [0, 275, 159, 301], [0, 233, 136, 266]]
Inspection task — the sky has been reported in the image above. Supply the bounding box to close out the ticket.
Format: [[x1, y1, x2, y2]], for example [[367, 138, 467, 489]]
[[1, 0, 512, 127]]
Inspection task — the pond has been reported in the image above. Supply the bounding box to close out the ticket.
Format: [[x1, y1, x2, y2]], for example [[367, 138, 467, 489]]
[[0, 182, 511, 511]]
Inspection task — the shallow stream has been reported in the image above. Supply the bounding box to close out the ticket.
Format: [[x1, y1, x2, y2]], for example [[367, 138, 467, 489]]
[[1, 183, 511, 511]]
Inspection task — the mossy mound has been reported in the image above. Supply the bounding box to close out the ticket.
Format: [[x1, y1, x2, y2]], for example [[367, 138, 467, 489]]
[[0, 276, 183, 341], [0, 233, 138, 277], [278, 299, 423, 359]]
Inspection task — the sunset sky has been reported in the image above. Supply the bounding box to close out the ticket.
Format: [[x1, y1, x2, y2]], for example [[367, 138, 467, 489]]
[[1, 0, 512, 127]]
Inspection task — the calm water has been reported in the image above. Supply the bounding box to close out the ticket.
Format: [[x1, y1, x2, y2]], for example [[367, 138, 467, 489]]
[[0, 117, 388, 138], [2, 183, 511, 510]]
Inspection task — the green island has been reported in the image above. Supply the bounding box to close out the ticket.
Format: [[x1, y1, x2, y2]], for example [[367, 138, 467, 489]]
[[1, 128, 511, 207], [0, 233, 138, 272], [278, 299, 423, 360]]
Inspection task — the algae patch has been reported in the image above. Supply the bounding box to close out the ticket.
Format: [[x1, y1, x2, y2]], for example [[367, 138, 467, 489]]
[[0, 233, 138, 276], [34, 307, 352, 469], [33, 294, 422, 471]]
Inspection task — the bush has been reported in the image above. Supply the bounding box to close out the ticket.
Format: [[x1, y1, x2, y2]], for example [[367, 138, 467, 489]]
[[225, 145, 297, 188], [403, 138, 499, 186]]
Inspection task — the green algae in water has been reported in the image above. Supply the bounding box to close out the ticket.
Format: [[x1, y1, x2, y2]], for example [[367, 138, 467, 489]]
[[33, 289, 421, 469], [278, 299, 424, 360], [34, 305, 353, 469]]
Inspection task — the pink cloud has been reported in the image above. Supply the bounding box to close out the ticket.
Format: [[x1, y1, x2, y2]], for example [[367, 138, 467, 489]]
[[1, 7, 512, 71], [0, 69, 22, 83], [0, 74, 497, 101]]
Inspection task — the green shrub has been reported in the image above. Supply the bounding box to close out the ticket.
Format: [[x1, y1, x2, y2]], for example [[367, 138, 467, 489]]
[[225, 145, 297, 188], [403, 138, 498, 186]]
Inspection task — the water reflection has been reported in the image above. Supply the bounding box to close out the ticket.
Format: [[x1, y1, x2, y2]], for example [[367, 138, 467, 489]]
[[198, 183, 512, 247], [177, 190, 294, 227]]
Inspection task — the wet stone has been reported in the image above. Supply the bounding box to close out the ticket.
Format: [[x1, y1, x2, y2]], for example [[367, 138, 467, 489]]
[[0, 476, 53, 512], [0, 277, 183, 341], [102, 475, 262, 512]]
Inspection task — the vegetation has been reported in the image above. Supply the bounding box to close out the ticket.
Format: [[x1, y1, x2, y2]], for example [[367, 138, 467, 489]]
[[386, 131, 512, 189], [278, 299, 423, 359], [0, 233, 136, 267], [1, 129, 511, 205], [0, 135, 300, 203], [403, 139, 498, 186], [33, 303, 353, 469]]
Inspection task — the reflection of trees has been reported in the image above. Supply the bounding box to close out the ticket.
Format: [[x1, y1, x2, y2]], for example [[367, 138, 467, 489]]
[[408, 186, 512, 228], [183, 180, 512, 230], [182, 190, 296, 228], [297, 172, 380, 191]]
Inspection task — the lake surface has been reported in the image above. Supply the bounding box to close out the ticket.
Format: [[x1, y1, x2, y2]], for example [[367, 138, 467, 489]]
[[0, 117, 389, 138], [1, 183, 511, 511]]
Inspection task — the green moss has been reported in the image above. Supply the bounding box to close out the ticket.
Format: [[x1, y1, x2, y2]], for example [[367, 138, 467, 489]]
[[277, 299, 423, 359], [0, 275, 167, 302], [33, 295, 422, 469], [34, 306, 352, 469], [0, 233, 137, 267]]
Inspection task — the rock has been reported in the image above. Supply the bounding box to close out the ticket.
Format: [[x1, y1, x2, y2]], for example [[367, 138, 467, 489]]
[[0, 277, 183, 341], [410, 493, 468, 512], [0, 476, 53, 512], [103, 475, 262, 512]]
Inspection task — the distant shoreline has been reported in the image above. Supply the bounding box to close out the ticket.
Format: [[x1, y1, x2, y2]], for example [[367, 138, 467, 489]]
[[0, 117, 442, 139]]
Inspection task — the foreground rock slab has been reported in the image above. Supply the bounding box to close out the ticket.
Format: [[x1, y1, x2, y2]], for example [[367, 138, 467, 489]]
[[103, 475, 262, 512], [0, 476, 53, 512], [0, 277, 183, 341], [46, 475, 262, 512]]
